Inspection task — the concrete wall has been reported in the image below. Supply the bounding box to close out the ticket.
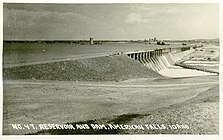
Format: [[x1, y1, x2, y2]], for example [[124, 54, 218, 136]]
[[126, 47, 195, 72]]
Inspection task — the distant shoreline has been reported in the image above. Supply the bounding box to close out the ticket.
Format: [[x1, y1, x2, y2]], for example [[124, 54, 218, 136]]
[[2, 38, 219, 44]]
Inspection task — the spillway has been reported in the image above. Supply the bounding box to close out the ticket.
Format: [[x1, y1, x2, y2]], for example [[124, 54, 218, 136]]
[[125, 46, 216, 78]]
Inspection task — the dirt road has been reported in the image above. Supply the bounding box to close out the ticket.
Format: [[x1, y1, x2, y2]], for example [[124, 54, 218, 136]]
[[3, 76, 218, 134]]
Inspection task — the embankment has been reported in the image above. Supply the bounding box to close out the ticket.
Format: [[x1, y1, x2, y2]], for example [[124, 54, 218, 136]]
[[3, 55, 161, 81]]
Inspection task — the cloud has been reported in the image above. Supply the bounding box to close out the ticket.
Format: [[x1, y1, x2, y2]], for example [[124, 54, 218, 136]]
[[3, 6, 93, 40], [125, 13, 148, 24], [3, 3, 219, 40]]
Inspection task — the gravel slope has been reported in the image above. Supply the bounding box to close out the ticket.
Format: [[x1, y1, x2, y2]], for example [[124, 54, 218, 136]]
[[123, 85, 219, 134], [3, 55, 162, 81]]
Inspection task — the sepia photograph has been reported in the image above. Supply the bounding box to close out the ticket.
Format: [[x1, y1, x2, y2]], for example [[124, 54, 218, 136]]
[[1, 1, 221, 138]]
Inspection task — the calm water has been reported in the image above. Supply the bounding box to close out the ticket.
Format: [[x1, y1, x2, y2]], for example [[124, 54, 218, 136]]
[[3, 42, 183, 67]]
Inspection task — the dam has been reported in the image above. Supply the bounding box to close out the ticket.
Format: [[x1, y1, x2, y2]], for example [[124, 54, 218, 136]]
[[123, 45, 217, 77], [3, 43, 218, 81]]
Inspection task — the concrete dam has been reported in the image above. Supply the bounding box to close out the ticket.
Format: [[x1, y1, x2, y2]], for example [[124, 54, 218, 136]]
[[125, 47, 193, 72], [3, 45, 217, 81], [123, 46, 216, 77]]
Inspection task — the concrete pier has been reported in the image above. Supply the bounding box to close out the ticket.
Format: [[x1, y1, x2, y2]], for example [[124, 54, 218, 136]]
[[125, 46, 196, 72]]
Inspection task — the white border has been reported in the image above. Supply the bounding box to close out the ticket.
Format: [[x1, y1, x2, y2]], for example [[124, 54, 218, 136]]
[[0, 0, 222, 140], [219, 0, 223, 138], [1, 0, 222, 3], [0, 0, 3, 138]]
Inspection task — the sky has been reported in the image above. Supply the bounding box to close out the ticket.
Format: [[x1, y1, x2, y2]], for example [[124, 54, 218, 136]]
[[3, 3, 219, 40]]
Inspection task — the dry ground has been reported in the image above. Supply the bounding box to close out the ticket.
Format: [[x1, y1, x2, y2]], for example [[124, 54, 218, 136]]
[[3, 75, 218, 135]]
